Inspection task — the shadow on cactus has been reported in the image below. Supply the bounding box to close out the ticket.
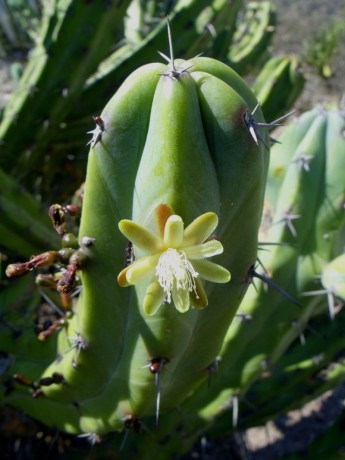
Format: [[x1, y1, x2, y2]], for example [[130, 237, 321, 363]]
[[2, 19, 270, 450]]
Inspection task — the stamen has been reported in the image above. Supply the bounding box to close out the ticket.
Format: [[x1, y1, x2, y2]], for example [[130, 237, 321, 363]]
[[156, 249, 199, 303]]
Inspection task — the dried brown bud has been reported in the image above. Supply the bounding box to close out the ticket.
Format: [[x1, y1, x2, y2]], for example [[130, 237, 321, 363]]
[[49, 204, 67, 236], [38, 373, 65, 387], [13, 373, 33, 387], [6, 251, 61, 278], [38, 318, 68, 341], [57, 265, 78, 294]]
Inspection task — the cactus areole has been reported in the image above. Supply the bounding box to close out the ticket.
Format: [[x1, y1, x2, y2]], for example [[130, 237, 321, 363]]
[[7, 54, 269, 434]]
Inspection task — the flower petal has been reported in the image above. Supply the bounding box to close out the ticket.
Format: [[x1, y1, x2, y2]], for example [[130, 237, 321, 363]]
[[126, 254, 159, 284], [155, 204, 174, 239], [184, 240, 223, 260], [118, 220, 161, 253], [117, 264, 132, 287], [183, 212, 219, 246], [172, 285, 191, 313], [190, 278, 208, 309], [143, 279, 166, 315], [163, 215, 184, 248], [191, 259, 231, 283]]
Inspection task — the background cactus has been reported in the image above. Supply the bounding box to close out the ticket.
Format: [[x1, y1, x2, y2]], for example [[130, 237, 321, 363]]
[[252, 54, 305, 121], [227, 1, 276, 74], [195, 106, 345, 438], [1, 1, 344, 458]]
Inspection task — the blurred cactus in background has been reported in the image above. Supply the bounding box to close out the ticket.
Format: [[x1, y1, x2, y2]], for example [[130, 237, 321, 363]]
[[1, 1, 344, 459], [303, 11, 345, 79], [0, 0, 41, 57]]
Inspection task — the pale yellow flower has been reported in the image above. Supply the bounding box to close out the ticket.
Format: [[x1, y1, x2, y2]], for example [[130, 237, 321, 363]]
[[117, 204, 230, 315]]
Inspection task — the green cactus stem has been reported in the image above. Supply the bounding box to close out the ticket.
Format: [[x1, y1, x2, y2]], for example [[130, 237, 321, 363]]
[[227, 1, 276, 74], [4, 25, 269, 437], [252, 55, 305, 121]]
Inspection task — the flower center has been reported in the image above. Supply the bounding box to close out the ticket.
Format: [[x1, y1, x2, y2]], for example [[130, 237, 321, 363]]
[[156, 249, 199, 303]]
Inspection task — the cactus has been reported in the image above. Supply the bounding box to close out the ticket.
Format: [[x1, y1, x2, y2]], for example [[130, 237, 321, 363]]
[[238, 309, 345, 430], [252, 55, 306, 121], [3, 21, 270, 448], [185, 106, 345, 437], [4, 4, 344, 459], [227, 1, 276, 74], [321, 253, 345, 302]]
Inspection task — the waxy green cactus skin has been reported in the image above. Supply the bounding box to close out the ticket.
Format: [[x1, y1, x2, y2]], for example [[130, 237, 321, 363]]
[[322, 253, 345, 301], [3, 55, 269, 436]]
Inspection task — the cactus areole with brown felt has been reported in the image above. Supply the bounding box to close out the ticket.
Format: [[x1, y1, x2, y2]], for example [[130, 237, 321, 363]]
[[5, 37, 270, 435]]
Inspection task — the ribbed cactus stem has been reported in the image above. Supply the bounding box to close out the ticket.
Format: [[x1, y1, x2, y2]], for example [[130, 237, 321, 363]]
[[4, 24, 269, 437]]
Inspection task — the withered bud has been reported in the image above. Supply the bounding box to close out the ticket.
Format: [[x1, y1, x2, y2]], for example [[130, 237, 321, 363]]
[[38, 377, 54, 386], [56, 249, 88, 294], [6, 263, 30, 278], [38, 318, 68, 341], [49, 204, 67, 236], [13, 373, 33, 387], [57, 265, 78, 294], [39, 372, 65, 386], [6, 251, 61, 278]]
